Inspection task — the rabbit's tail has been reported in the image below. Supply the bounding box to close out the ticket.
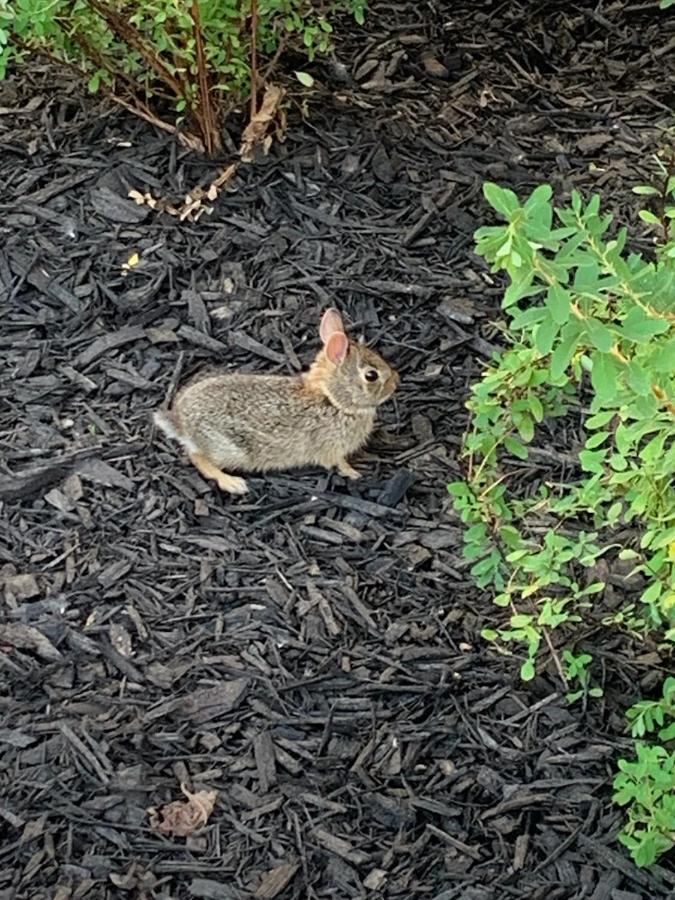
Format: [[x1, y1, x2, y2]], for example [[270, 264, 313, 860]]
[[153, 409, 198, 454]]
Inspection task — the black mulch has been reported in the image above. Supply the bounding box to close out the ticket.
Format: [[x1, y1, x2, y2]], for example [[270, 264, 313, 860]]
[[1, 1, 675, 898]]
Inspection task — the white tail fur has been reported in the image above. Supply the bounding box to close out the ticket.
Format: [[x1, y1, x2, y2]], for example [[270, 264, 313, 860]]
[[153, 410, 198, 453]]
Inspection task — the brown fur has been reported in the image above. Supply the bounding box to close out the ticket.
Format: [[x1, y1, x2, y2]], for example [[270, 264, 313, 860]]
[[154, 309, 399, 493]]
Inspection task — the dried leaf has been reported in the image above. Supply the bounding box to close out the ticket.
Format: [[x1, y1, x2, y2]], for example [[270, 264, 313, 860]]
[[148, 784, 217, 837], [240, 84, 285, 163]]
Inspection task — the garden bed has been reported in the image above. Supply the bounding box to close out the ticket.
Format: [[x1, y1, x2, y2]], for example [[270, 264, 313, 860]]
[[1, 1, 674, 897]]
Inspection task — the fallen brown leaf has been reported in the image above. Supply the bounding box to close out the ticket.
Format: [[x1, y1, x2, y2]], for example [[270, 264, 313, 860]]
[[148, 783, 217, 837], [240, 84, 285, 163]]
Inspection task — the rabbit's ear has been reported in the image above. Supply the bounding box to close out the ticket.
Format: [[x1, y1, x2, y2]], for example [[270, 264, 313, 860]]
[[320, 308, 345, 344], [325, 332, 349, 365]]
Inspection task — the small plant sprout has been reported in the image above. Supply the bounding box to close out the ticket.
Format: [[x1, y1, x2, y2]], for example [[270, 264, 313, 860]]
[[562, 650, 603, 705]]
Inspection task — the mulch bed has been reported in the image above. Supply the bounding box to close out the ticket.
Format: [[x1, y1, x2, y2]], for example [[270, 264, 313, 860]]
[[1, 1, 674, 898]]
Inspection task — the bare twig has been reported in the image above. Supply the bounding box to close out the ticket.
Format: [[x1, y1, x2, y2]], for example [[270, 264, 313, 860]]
[[84, 0, 188, 100], [191, 0, 221, 154], [111, 94, 205, 153], [540, 620, 568, 689], [261, 36, 287, 83], [250, 0, 258, 119]]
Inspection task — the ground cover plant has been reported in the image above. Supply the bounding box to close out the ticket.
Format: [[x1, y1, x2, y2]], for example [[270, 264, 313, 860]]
[[0, 0, 365, 153], [450, 152, 675, 866]]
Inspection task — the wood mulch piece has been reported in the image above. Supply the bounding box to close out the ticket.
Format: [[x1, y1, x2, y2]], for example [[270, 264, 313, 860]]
[[1, 1, 674, 897]]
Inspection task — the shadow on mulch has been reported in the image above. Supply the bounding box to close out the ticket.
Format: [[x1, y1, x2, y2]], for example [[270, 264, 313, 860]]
[[1, 1, 674, 898]]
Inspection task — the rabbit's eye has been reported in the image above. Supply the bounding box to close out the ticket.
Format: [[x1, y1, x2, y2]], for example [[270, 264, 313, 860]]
[[365, 369, 379, 382]]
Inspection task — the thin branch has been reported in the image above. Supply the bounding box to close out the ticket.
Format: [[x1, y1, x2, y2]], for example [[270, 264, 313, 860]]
[[191, 0, 220, 154], [250, 0, 258, 119], [261, 35, 287, 83], [84, 0, 187, 100], [111, 93, 204, 153]]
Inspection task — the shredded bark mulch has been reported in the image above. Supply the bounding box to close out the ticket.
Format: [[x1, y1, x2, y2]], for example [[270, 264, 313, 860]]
[[1, 1, 674, 897]]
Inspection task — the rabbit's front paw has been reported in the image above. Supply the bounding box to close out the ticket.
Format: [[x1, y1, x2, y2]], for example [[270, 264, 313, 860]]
[[337, 459, 361, 480]]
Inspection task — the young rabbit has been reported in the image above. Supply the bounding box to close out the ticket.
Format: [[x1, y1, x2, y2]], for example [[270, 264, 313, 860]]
[[153, 308, 399, 494]]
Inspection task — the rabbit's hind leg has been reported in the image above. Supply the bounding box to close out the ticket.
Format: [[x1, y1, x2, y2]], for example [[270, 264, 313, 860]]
[[189, 451, 248, 495]]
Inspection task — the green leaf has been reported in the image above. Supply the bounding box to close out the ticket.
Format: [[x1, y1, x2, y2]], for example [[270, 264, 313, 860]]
[[585, 410, 615, 429], [627, 361, 651, 396], [483, 182, 520, 217], [586, 318, 614, 352], [465, 523, 487, 541], [632, 185, 660, 196], [294, 71, 315, 87], [579, 448, 607, 474], [622, 307, 670, 342], [641, 581, 662, 607], [481, 628, 499, 641], [634, 834, 659, 868], [585, 431, 609, 449], [525, 184, 552, 208], [590, 352, 620, 403], [504, 436, 528, 460], [520, 659, 536, 681], [574, 260, 600, 291], [517, 415, 535, 442], [471, 554, 499, 578], [529, 395, 544, 422], [546, 284, 571, 325], [535, 316, 559, 355], [511, 307, 548, 330], [658, 722, 675, 741], [447, 482, 470, 498], [550, 322, 580, 379], [618, 549, 639, 560], [639, 209, 661, 226]]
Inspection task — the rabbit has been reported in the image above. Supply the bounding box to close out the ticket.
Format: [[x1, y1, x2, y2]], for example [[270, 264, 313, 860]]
[[153, 308, 399, 494]]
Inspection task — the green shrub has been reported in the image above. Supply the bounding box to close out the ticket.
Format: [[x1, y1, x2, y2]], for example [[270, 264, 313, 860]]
[[0, 0, 366, 152], [449, 149, 675, 865], [614, 677, 675, 866], [450, 170, 675, 667]]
